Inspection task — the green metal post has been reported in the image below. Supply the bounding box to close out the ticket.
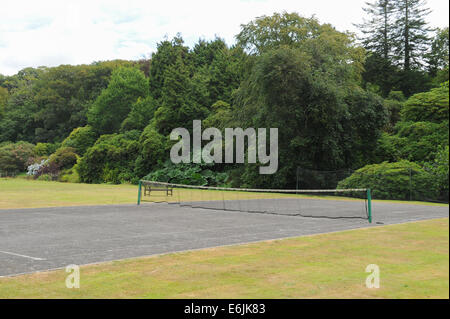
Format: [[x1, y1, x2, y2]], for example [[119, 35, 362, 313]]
[[409, 168, 412, 201], [137, 180, 142, 205], [367, 188, 372, 223]]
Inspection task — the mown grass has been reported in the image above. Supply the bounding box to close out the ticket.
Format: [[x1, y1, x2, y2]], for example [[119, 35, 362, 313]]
[[1, 178, 448, 210], [0, 178, 138, 209], [0, 218, 448, 298]]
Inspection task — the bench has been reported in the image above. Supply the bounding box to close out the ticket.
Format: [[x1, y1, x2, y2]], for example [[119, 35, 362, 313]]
[[143, 184, 173, 197]]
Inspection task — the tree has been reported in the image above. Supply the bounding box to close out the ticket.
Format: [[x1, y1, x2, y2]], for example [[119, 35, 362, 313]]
[[0, 62, 130, 144], [134, 124, 166, 177], [32, 64, 123, 142], [237, 12, 365, 84], [237, 12, 366, 89], [120, 96, 159, 132], [192, 37, 227, 68], [88, 67, 148, 135], [361, 53, 401, 97], [342, 88, 389, 167], [234, 46, 386, 188], [356, 0, 397, 61], [393, 0, 432, 71], [232, 13, 389, 187], [153, 56, 208, 135], [355, 0, 400, 96], [426, 27, 449, 77], [188, 39, 246, 110], [0, 87, 7, 119], [149, 36, 191, 100], [206, 46, 245, 105], [236, 12, 324, 55], [0, 68, 41, 143]]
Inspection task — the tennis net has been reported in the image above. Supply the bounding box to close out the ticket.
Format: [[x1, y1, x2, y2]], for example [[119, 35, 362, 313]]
[[137, 180, 372, 222]]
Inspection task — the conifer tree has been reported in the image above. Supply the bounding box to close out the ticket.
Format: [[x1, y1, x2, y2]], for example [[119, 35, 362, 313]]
[[356, 0, 397, 60], [393, 0, 432, 71], [426, 27, 449, 77]]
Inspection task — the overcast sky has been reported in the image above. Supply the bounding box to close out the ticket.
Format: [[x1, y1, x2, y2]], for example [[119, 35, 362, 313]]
[[0, 0, 448, 76]]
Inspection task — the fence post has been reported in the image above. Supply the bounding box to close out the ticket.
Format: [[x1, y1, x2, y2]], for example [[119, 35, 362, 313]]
[[409, 168, 413, 201], [367, 188, 372, 224], [137, 180, 142, 205]]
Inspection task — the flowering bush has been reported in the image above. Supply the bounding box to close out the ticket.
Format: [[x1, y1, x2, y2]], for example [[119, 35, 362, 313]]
[[34, 161, 60, 180], [26, 158, 61, 180], [27, 159, 48, 176]]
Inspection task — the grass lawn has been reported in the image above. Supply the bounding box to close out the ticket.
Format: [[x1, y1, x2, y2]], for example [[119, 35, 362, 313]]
[[0, 218, 448, 299], [1, 178, 448, 210], [0, 178, 138, 209]]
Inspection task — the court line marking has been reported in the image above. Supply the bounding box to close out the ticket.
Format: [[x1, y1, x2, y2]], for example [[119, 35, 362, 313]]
[[0, 250, 46, 261]]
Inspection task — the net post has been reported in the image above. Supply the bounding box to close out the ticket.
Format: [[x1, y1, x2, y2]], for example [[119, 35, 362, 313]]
[[137, 180, 142, 205], [367, 188, 372, 223]]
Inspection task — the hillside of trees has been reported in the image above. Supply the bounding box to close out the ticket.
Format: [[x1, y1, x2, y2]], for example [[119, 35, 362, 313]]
[[0, 3, 448, 200]]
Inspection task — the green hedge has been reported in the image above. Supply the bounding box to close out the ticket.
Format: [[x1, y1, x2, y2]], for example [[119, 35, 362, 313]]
[[338, 161, 440, 201]]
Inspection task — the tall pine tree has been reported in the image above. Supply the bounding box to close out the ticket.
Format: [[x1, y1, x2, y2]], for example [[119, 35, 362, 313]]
[[393, 0, 432, 71], [426, 27, 449, 77], [356, 0, 396, 60], [356, 0, 399, 96]]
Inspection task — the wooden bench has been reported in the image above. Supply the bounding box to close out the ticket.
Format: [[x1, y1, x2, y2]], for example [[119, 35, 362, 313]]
[[143, 184, 173, 197]]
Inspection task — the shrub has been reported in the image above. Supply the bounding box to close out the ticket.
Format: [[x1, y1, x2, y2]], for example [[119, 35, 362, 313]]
[[34, 142, 60, 157], [34, 161, 60, 180], [375, 121, 449, 164], [37, 174, 52, 181], [34, 143, 50, 156], [143, 161, 228, 186], [424, 146, 449, 201], [337, 161, 439, 201], [48, 147, 78, 170], [61, 126, 97, 155], [77, 131, 140, 184], [401, 82, 449, 123], [59, 164, 80, 183], [0, 141, 35, 172], [396, 121, 448, 163], [27, 159, 48, 177]]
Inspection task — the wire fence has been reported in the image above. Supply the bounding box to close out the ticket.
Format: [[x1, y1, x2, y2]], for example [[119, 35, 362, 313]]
[[0, 170, 19, 178]]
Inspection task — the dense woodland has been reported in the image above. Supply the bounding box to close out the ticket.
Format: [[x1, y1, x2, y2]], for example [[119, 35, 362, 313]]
[[0, 2, 448, 201]]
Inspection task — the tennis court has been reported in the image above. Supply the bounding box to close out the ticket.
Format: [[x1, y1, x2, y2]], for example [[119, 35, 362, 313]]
[[0, 199, 448, 277]]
